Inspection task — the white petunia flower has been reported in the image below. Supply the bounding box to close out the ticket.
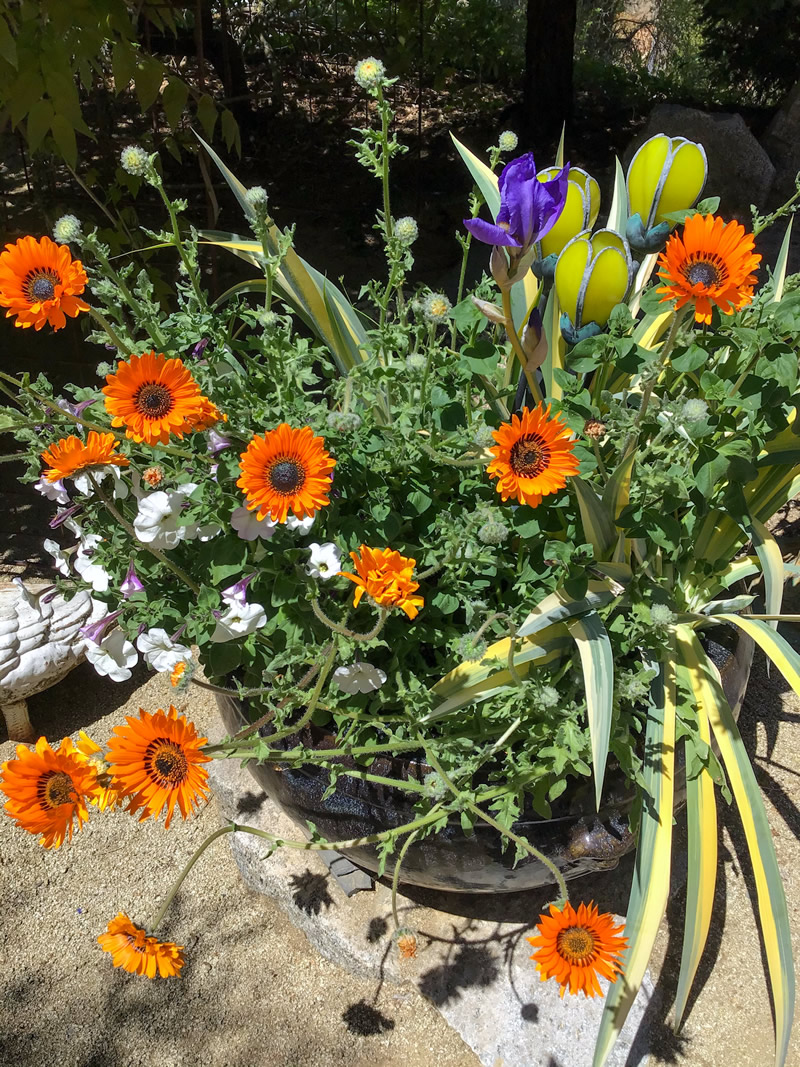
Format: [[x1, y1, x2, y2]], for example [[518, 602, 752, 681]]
[[286, 513, 316, 534], [85, 630, 138, 682], [231, 506, 277, 541], [136, 628, 192, 672], [72, 466, 130, 500], [306, 542, 342, 580], [210, 601, 268, 643], [184, 521, 223, 543], [43, 538, 71, 577], [133, 490, 190, 550], [333, 662, 387, 695], [74, 535, 110, 592], [35, 477, 69, 504]]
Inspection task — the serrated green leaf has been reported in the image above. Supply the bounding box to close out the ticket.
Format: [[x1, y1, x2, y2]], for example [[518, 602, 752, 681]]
[[135, 57, 164, 112], [197, 93, 217, 139], [163, 77, 188, 130]]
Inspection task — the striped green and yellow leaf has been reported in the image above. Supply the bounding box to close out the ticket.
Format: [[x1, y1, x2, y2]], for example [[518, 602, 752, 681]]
[[567, 611, 614, 807]]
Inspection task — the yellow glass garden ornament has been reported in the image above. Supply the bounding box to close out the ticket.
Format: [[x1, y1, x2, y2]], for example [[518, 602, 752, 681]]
[[626, 133, 707, 251], [554, 229, 633, 344]]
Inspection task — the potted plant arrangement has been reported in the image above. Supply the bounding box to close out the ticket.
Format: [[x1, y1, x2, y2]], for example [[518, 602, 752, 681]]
[[1, 58, 798, 1064]]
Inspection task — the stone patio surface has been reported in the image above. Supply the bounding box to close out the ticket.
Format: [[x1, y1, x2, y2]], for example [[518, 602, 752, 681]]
[[0, 652, 798, 1067]]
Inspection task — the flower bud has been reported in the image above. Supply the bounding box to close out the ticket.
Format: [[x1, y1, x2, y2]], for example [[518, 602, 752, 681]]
[[120, 145, 150, 177], [498, 130, 519, 153], [354, 57, 386, 90], [471, 297, 507, 325], [394, 216, 419, 244], [52, 214, 82, 245]]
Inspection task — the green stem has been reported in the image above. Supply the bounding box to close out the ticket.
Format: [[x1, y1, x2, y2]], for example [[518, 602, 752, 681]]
[[149, 824, 233, 932], [87, 472, 201, 595], [311, 598, 388, 642], [377, 85, 393, 244], [501, 290, 542, 404], [391, 829, 421, 928], [252, 640, 338, 745], [206, 739, 424, 761], [88, 306, 128, 353], [156, 182, 204, 303]]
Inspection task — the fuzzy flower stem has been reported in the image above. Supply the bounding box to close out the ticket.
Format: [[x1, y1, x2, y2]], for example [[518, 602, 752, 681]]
[[155, 182, 204, 304], [418, 441, 483, 468], [87, 472, 202, 595], [506, 619, 523, 686], [474, 611, 510, 642], [417, 736, 569, 904], [417, 548, 458, 582], [311, 599, 388, 642], [149, 824, 233, 933], [629, 308, 686, 442], [377, 84, 393, 245], [592, 439, 608, 478], [87, 306, 129, 353], [501, 290, 542, 405], [391, 829, 421, 929], [206, 738, 425, 761]]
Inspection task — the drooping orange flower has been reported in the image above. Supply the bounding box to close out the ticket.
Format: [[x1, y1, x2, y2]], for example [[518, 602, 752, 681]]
[[0, 235, 89, 331], [657, 213, 761, 325], [396, 930, 418, 960], [170, 661, 188, 687], [526, 900, 627, 998], [102, 351, 215, 446], [40, 431, 129, 483], [487, 404, 579, 508], [74, 731, 121, 812], [339, 545, 424, 620], [98, 913, 185, 979], [105, 706, 210, 828], [237, 424, 336, 524], [0, 736, 100, 848], [182, 396, 226, 433]]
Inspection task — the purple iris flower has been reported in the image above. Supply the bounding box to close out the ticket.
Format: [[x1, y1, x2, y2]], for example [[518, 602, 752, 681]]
[[464, 154, 569, 254], [80, 609, 124, 645], [222, 573, 257, 605], [120, 561, 144, 599]]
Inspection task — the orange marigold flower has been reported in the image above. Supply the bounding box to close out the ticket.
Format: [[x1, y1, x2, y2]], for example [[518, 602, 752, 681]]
[[526, 900, 627, 999], [657, 213, 761, 325], [237, 423, 336, 524], [102, 351, 215, 446], [74, 730, 121, 812], [40, 430, 129, 483], [0, 736, 100, 848], [487, 403, 579, 508], [106, 706, 210, 828], [0, 235, 89, 331], [98, 913, 185, 979], [339, 545, 424, 620]]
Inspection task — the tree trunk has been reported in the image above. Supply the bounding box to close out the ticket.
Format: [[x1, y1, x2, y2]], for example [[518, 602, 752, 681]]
[[523, 0, 578, 145]]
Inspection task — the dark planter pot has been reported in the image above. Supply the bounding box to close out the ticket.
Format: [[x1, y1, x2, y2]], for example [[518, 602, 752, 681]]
[[215, 633, 754, 894]]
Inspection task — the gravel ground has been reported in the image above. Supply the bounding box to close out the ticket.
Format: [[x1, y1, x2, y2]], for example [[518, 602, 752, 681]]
[[0, 650, 798, 1067]]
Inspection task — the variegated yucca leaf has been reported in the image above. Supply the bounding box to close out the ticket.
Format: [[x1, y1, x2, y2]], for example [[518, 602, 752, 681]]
[[712, 614, 800, 703], [517, 580, 617, 640], [567, 611, 614, 807], [770, 216, 794, 304], [748, 514, 784, 629], [573, 477, 616, 560], [593, 654, 676, 1067], [678, 628, 795, 1067], [540, 283, 566, 401], [673, 661, 718, 1030], [606, 156, 628, 236]]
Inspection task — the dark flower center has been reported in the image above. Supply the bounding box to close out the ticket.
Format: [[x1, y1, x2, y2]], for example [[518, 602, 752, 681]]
[[268, 458, 306, 495], [684, 255, 727, 289], [557, 925, 596, 964], [24, 269, 60, 304], [510, 433, 550, 478], [134, 382, 174, 419], [39, 770, 76, 809], [145, 739, 188, 786]]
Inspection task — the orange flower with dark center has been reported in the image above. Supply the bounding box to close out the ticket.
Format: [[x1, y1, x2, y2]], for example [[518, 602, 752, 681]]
[[339, 545, 424, 620], [98, 913, 185, 979], [40, 431, 129, 483], [0, 235, 89, 331], [102, 351, 213, 446], [657, 213, 761, 325], [237, 424, 336, 524], [487, 404, 579, 508], [106, 706, 210, 828], [0, 736, 100, 848], [526, 900, 627, 998]]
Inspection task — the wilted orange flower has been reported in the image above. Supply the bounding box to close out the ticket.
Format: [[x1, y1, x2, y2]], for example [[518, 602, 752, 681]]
[[396, 931, 418, 960], [526, 900, 627, 998], [0, 235, 89, 331], [106, 706, 210, 828], [657, 213, 761, 325], [102, 351, 215, 446], [142, 465, 164, 488], [339, 545, 424, 620], [74, 731, 121, 811], [98, 913, 185, 978], [40, 431, 129, 483], [237, 424, 336, 524], [0, 736, 100, 848], [487, 404, 579, 508], [170, 661, 188, 687], [183, 396, 225, 433]]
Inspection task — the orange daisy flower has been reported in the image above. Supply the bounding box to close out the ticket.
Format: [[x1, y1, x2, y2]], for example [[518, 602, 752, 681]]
[[0, 235, 89, 331], [339, 545, 424, 620], [40, 430, 129, 483], [0, 736, 100, 848], [105, 706, 210, 828], [98, 913, 185, 978], [487, 404, 579, 508], [182, 396, 226, 433], [102, 351, 213, 446], [657, 213, 761, 325], [526, 900, 627, 998], [237, 424, 336, 524]]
